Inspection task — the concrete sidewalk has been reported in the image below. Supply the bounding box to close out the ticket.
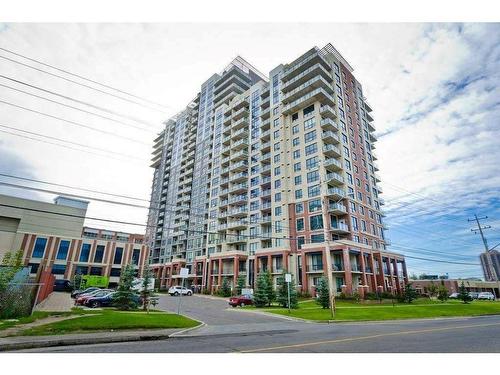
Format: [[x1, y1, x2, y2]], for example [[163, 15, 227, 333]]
[[35, 292, 74, 312], [0, 328, 188, 352]]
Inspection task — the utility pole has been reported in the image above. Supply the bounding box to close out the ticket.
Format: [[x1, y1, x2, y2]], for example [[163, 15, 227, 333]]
[[468, 214, 491, 252]]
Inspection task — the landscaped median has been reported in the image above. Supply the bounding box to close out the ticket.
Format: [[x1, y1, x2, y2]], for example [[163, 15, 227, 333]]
[[0, 308, 201, 351], [245, 299, 500, 322]]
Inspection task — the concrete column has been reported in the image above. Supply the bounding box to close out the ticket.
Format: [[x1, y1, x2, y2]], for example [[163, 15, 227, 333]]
[[234, 257, 239, 285], [375, 253, 385, 290], [342, 248, 353, 294], [218, 258, 222, 289], [386, 257, 394, 293], [267, 255, 272, 273], [359, 252, 367, 287], [301, 251, 308, 294], [392, 259, 401, 293]]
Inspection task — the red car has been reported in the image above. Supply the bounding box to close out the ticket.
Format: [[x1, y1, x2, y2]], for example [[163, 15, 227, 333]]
[[75, 289, 113, 305], [229, 294, 253, 307]]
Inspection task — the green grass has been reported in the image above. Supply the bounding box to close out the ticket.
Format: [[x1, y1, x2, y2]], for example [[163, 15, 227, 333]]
[[260, 299, 500, 321], [0, 310, 82, 331], [17, 309, 199, 336]]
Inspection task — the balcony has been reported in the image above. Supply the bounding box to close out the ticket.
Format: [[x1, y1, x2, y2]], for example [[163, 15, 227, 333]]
[[230, 149, 248, 161], [261, 107, 270, 119], [366, 111, 374, 123], [323, 144, 341, 158], [306, 263, 324, 272], [227, 206, 248, 217], [326, 187, 345, 199], [328, 202, 347, 215], [230, 172, 248, 183], [326, 172, 344, 186], [231, 160, 248, 172], [260, 129, 271, 140], [332, 263, 344, 272], [282, 51, 330, 81], [260, 201, 272, 211], [322, 131, 340, 144], [281, 75, 334, 104], [226, 234, 247, 244], [227, 220, 248, 230], [320, 118, 338, 132], [229, 183, 248, 194], [319, 105, 337, 120], [261, 189, 271, 197], [261, 141, 271, 151], [282, 88, 335, 115], [281, 63, 333, 93], [233, 107, 249, 121], [331, 222, 349, 233], [229, 194, 247, 205], [231, 139, 249, 151], [233, 128, 248, 140], [324, 158, 342, 171], [370, 132, 377, 142], [351, 263, 362, 273], [232, 117, 249, 131]]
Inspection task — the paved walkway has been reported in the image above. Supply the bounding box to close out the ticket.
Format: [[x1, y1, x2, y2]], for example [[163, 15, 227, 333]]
[[0, 315, 83, 338], [35, 292, 74, 312]]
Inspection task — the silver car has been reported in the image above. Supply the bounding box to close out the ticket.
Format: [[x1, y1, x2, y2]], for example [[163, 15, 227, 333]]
[[477, 292, 495, 301]]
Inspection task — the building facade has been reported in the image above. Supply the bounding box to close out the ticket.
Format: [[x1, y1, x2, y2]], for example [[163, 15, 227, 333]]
[[0, 194, 148, 286], [480, 250, 500, 282], [147, 44, 407, 295], [411, 278, 500, 298]]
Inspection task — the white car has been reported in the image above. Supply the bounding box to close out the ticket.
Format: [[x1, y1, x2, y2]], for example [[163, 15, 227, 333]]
[[477, 292, 495, 301], [168, 286, 193, 296]]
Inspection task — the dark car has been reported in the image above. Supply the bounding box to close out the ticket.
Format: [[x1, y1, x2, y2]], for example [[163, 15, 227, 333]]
[[84, 292, 140, 308], [53, 279, 72, 292], [75, 289, 114, 305], [229, 294, 253, 307], [71, 287, 100, 299]]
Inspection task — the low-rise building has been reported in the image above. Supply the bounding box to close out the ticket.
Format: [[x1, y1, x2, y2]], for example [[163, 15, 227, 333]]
[[410, 278, 500, 298], [0, 194, 148, 286]]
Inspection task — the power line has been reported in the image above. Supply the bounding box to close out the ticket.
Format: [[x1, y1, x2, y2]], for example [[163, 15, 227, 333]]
[[399, 254, 481, 266], [0, 74, 158, 129], [0, 52, 171, 113], [0, 82, 156, 133], [0, 99, 150, 145], [0, 123, 148, 161]]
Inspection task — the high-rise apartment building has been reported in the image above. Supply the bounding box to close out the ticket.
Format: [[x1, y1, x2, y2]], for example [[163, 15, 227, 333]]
[[480, 250, 500, 281], [147, 44, 407, 296]]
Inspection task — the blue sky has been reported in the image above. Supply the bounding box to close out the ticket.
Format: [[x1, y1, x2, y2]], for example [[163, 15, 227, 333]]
[[0, 23, 499, 279]]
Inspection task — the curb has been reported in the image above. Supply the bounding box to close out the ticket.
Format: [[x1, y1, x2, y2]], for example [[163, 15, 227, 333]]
[[169, 320, 207, 337]]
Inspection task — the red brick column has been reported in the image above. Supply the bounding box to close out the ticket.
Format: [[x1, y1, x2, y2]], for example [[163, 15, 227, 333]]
[[392, 259, 401, 293], [375, 253, 385, 290], [267, 255, 272, 273], [234, 257, 239, 284], [342, 248, 353, 294], [386, 258, 395, 293], [301, 251, 308, 293], [359, 252, 367, 286]]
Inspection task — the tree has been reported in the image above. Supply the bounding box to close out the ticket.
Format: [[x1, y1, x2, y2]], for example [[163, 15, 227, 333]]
[[140, 264, 155, 312], [458, 281, 472, 304], [113, 265, 138, 310], [437, 285, 449, 302], [0, 250, 23, 293], [253, 274, 269, 308], [427, 282, 438, 299], [263, 271, 276, 306], [316, 277, 330, 309], [235, 275, 245, 296], [403, 283, 418, 303], [276, 272, 298, 309], [220, 277, 232, 297], [72, 270, 83, 291]]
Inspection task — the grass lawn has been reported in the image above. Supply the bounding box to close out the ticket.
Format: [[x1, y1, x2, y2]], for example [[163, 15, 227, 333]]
[[259, 299, 500, 321], [0, 310, 84, 331], [17, 309, 200, 336]]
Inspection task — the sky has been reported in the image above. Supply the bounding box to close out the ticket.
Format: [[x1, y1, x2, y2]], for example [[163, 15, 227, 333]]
[[0, 23, 499, 279]]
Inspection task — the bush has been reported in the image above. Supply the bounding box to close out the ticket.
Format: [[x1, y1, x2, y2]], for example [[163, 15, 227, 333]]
[[297, 290, 311, 299], [337, 292, 360, 301], [365, 292, 379, 300]]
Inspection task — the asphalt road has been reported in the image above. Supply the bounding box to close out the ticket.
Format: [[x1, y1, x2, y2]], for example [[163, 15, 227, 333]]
[[17, 295, 500, 353]]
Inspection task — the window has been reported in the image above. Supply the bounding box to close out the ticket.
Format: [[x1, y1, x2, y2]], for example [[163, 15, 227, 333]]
[[55, 240, 70, 260], [75, 265, 88, 275], [304, 130, 316, 143], [308, 184, 320, 197], [274, 142, 280, 151], [303, 104, 315, 117], [293, 150, 301, 159], [110, 268, 121, 277], [292, 112, 299, 122], [351, 217, 359, 231], [79, 243, 91, 262], [294, 175, 302, 185], [132, 249, 141, 265], [311, 234, 325, 243], [307, 170, 319, 183], [113, 247, 123, 264], [292, 137, 300, 146], [310, 215, 324, 230], [93, 245, 105, 263], [293, 162, 301, 172], [305, 143, 317, 156], [28, 263, 40, 274], [273, 130, 280, 139], [306, 156, 319, 170], [292, 125, 299, 134], [296, 218, 305, 231], [295, 189, 303, 199], [295, 202, 304, 214], [274, 180, 281, 189], [274, 166, 281, 176], [32, 238, 47, 258], [275, 206, 282, 216], [304, 117, 315, 130], [90, 267, 102, 276], [350, 202, 356, 213], [274, 154, 280, 163], [308, 199, 322, 212], [273, 118, 280, 127], [51, 264, 66, 275], [275, 192, 282, 202]]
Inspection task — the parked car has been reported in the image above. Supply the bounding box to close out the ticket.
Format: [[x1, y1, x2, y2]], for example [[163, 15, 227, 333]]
[[229, 294, 253, 307], [478, 292, 495, 301], [84, 292, 140, 308], [168, 286, 192, 296], [468, 292, 479, 299], [53, 279, 72, 292], [449, 292, 459, 299], [74, 289, 113, 305], [71, 286, 100, 299]]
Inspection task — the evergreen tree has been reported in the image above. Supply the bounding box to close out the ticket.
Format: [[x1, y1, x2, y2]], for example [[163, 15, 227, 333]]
[[220, 277, 232, 297], [253, 274, 268, 308], [235, 275, 245, 296], [72, 271, 82, 291], [316, 277, 330, 309], [427, 282, 438, 299], [403, 283, 418, 303], [458, 281, 472, 304], [275, 272, 299, 309], [113, 265, 138, 310], [141, 264, 155, 311], [437, 285, 449, 302], [263, 271, 276, 306]]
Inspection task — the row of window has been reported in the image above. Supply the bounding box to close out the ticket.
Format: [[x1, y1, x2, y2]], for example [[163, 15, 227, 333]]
[[31, 238, 141, 265]]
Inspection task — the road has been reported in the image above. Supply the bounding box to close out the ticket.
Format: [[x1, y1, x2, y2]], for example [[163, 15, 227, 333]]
[[18, 295, 500, 352]]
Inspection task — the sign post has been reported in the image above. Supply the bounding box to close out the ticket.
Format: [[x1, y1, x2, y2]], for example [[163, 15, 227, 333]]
[[285, 273, 292, 313], [177, 267, 189, 315]]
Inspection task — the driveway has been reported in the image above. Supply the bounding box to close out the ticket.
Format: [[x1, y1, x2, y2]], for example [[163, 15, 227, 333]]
[[35, 292, 74, 312]]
